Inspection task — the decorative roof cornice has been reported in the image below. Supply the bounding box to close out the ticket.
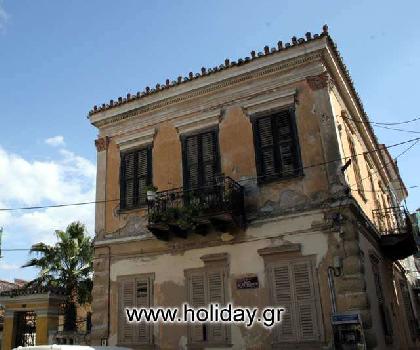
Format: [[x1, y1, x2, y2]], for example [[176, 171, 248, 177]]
[[88, 25, 331, 118]]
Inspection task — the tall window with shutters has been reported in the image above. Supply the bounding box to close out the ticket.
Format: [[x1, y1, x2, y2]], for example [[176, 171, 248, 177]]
[[252, 108, 302, 183], [268, 258, 321, 344], [182, 129, 220, 190], [347, 136, 365, 200], [370, 255, 393, 342], [186, 267, 229, 346], [118, 274, 154, 346], [120, 147, 152, 210], [399, 280, 417, 341]]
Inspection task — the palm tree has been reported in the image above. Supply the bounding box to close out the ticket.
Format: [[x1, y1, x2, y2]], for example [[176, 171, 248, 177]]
[[23, 221, 93, 332]]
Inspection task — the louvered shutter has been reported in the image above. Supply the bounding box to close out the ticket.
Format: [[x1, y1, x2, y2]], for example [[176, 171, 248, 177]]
[[207, 270, 227, 343], [276, 111, 297, 177], [201, 131, 218, 188], [185, 135, 200, 190], [120, 148, 152, 209], [254, 109, 301, 182], [292, 261, 318, 341], [137, 149, 149, 205], [255, 116, 276, 180], [122, 152, 135, 209], [271, 264, 296, 342], [119, 279, 135, 344], [188, 271, 206, 343], [183, 130, 219, 190], [400, 282, 416, 340], [136, 278, 152, 344]]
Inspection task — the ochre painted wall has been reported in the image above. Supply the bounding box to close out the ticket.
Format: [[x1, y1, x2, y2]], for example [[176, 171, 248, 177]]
[[152, 121, 182, 191]]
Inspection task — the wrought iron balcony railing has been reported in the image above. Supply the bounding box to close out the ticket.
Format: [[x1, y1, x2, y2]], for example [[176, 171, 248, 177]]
[[372, 206, 417, 260], [147, 176, 245, 239], [372, 206, 407, 236]]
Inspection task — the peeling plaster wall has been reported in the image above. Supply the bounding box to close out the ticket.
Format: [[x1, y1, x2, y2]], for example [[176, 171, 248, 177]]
[[107, 212, 331, 348], [358, 228, 420, 350]]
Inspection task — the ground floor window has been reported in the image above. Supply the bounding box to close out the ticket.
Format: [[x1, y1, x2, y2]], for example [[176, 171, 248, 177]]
[[185, 254, 230, 346], [118, 273, 154, 346], [267, 258, 321, 343]]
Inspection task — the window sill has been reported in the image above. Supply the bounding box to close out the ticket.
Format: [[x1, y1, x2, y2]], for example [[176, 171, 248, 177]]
[[117, 343, 155, 350], [257, 172, 304, 185], [188, 343, 232, 349], [272, 341, 323, 349], [118, 204, 148, 215]]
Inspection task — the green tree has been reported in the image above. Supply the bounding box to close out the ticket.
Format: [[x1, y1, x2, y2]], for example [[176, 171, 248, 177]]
[[23, 222, 93, 332]]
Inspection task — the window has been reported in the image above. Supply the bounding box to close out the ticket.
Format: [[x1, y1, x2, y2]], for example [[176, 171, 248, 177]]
[[118, 274, 154, 345], [252, 108, 301, 183], [120, 147, 152, 210], [400, 280, 417, 340], [347, 136, 365, 199], [370, 255, 393, 342], [268, 259, 321, 343], [186, 266, 229, 345], [182, 129, 220, 190]]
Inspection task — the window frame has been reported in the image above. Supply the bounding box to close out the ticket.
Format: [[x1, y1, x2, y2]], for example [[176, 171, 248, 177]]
[[117, 273, 155, 346], [184, 261, 230, 347], [263, 254, 323, 345], [181, 127, 221, 191], [119, 145, 153, 211], [369, 254, 394, 342], [251, 106, 303, 184]]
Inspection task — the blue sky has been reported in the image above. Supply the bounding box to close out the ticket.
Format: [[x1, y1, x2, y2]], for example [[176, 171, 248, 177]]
[[0, 0, 419, 281]]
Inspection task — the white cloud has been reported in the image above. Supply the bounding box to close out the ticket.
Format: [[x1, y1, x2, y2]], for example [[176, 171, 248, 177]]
[[0, 145, 96, 280], [45, 135, 65, 147], [0, 1, 9, 32]]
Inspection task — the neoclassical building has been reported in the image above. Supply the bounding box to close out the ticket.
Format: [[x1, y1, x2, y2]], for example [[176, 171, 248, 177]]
[[88, 26, 418, 349]]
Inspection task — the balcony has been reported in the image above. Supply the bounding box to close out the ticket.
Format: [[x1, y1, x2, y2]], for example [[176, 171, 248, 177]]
[[373, 206, 417, 261], [147, 176, 246, 240]]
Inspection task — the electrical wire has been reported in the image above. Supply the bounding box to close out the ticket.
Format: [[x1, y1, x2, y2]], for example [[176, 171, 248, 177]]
[[348, 139, 419, 192], [339, 114, 420, 126], [1, 136, 419, 212]]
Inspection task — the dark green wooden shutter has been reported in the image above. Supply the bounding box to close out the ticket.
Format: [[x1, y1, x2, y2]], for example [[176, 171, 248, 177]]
[[122, 152, 136, 209], [120, 147, 152, 209], [201, 131, 218, 188], [137, 149, 149, 205], [185, 135, 200, 190], [255, 116, 276, 180], [183, 130, 219, 190], [276, 110, 298, 177], [253, 109, 301, 182]]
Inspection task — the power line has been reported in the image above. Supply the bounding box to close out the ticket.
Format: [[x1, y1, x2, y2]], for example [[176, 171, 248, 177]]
[[348, 139, 419, 192], [338, 115, 420, 134], [339, 114, 420, 126], [373, 116, 420, 126], [0, 136, 419, 212]]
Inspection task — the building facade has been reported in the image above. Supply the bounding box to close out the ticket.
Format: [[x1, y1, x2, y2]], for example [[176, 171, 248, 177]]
[[89, 26, 418, 349]]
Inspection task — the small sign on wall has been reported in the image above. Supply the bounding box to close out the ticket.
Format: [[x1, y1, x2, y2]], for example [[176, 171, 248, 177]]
[[236, 276, 259, 289]]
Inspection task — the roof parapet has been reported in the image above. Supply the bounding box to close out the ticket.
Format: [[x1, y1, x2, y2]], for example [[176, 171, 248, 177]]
[[88, 25, 330, 116]]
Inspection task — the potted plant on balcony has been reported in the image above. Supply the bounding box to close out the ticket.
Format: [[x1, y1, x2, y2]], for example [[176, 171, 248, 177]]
[[146, 185, 158, 202]]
